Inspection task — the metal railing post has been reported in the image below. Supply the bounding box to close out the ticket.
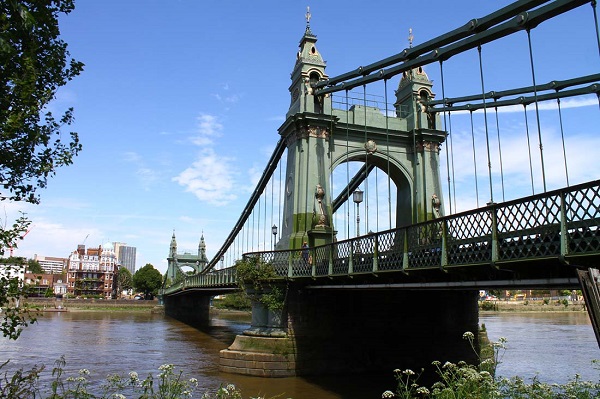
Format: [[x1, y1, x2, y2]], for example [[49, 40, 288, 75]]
[[373, 234, 379, 273], [402, 229, 409, 271], [441, 221, 448, 269], [349, 240, 354, 274], [560, 189, 569, 258]]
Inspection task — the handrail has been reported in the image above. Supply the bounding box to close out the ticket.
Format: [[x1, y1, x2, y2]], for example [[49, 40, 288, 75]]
[[166, 179, 600, 293]]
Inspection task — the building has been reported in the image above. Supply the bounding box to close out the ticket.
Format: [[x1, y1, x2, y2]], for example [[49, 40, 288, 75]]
[[33, 255, 67, 274], [66, 243, 118, 298], [118, 245, 137, 275], [24, 273, 67, 297]]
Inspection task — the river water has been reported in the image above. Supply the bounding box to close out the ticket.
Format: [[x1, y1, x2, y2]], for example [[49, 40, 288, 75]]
[[0, 310, 598, 398]]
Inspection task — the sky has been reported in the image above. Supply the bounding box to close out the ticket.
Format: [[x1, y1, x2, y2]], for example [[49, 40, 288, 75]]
[[3, 1, 599, 273]]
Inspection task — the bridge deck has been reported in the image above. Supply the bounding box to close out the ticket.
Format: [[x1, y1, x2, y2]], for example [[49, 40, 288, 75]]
[[163, 180, 600, 295]]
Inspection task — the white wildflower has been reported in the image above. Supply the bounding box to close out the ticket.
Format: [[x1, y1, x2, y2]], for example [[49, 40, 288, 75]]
[[382, 390, 394, 398]]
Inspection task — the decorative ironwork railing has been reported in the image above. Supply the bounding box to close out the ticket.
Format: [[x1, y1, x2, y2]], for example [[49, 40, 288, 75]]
[[246, 180, 600, 279], [162, 266, 237, 295], [165, 180, 599, 293]]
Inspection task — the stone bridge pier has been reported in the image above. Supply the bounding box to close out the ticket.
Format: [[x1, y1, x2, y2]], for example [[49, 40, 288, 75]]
[[163, 291, 212, 327], [219, 286, 480, 377]]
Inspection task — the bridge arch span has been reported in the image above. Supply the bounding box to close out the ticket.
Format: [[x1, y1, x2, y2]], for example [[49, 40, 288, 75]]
[[330, 152, 414, 228]]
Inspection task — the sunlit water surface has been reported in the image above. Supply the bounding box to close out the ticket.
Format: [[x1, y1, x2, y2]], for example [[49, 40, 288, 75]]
[[0, 310, 598, 398]]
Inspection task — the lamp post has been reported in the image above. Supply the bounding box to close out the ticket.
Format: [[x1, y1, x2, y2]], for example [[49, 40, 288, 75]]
[[353, 189, 363, 237], [220, 255, 224, 269], [271, 224, 278, 250]]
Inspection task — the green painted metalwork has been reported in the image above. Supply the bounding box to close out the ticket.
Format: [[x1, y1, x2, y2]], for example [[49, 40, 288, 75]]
[[163, 179, 600, 297], [315, 0, 590, 96]]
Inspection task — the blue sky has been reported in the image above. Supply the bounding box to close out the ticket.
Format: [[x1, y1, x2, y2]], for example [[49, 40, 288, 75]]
[[4, 1, 599, 273]]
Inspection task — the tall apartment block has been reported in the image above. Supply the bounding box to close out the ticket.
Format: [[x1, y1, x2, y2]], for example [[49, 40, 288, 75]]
[[118, 245, 137, 275]]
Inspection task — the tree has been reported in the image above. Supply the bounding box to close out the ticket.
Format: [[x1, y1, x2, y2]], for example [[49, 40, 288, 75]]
[[0, 264, 35, 339], [26, 258, 42, 273], [115, 266, 132, 298], [0, 0, 82, 339], [132, 264, 162, 298], [1, 0, 83, 254]]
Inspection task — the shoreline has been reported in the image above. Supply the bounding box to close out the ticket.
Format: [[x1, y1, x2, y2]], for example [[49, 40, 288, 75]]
[[479, 300, 587, 313], [24, 297, 588, 314]]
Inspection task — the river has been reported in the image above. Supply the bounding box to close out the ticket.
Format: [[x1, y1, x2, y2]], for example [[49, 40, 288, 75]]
[[0, 310, 598, 398]]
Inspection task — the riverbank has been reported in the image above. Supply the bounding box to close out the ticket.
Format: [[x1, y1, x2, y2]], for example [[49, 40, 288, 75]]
[[480, 299, 587, 312], [24, 297, 159, 312]]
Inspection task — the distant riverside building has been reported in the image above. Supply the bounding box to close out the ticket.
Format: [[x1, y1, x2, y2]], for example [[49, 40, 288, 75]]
[[24, 273, 67, 297], [67, 243, 118, 298], [118, 245, 137, 275], [33, 255, 67, 274]]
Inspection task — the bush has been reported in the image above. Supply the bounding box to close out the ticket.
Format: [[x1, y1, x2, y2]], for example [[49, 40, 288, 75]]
[[384, 334, 600, 399], [213, 293, 251, 311]]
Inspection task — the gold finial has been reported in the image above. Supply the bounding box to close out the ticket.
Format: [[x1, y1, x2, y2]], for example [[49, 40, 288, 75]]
[[306, 6, 311, 25], [408, 28, 414, 48]]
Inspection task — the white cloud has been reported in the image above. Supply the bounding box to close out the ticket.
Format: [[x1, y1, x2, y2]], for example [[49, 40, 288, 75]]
[[190, 113, 224, 147], [172, 148, 237, 206], [122, 151, 160, 190]]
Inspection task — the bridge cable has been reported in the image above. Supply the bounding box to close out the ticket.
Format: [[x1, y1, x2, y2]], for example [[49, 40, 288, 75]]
[[345, 90, 351, 240], [264, 185, 267, 250], [493, 99, 507, 202], [469, 110, 480, 208], [522, 104, 536, 195], [477, 44, 495, 205], [329, 93, 336, 244], [526, 28, 547, 193], [555, 95, 570, 187], [270, 166, 274, 250], [252, 205, 255, 251], [264, 186, 267, 250], [439, 60, 453, 215], [384, 78, 392, 229], [592, 0, 600, 58], [363, 84, 369, 234], [448, 110, 457, 211], [255, 196, 259, 252], [278, 155, 282, 248], [258, 191, 262, 251]]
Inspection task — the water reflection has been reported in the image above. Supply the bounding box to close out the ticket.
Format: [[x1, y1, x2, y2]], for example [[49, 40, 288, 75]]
[[0, 311, 597, 398], [481, 312, 599, 384]]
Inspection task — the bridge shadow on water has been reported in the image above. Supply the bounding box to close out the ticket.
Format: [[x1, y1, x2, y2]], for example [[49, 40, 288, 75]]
[[178, 310, 454, 399]]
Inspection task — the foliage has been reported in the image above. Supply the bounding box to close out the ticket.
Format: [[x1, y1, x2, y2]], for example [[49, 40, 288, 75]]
[[0, 358, 289, 399], [0, 0, 81, 341], [0, 256, 26, 265], [0, 264, 36, 339], [235, 257, 286, 311], [213, 292, 251, 311], [0, 359, 43, 399], [384, 333, 600, 399], [115, 267, 132, 297], [478, 301, 497, 311], [235, 257, 277, 290], [1, 357, 200, 398], [132, 263, 162, 296], [0, 0, 84, 206], [26, 259, 43, 273]]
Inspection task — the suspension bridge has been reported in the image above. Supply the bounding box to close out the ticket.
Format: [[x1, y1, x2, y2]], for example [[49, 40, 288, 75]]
[[161, 0, 600, 377]]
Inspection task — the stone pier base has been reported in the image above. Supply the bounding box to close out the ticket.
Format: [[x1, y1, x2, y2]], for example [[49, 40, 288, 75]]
[[219, 335, 296, 377]]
